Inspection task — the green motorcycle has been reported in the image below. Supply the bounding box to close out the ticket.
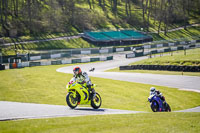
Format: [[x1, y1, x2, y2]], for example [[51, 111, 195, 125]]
[[66, 81, 102, 109]]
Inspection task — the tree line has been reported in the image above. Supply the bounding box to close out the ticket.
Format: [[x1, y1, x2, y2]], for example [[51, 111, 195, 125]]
[[0, 0, 199, 37]]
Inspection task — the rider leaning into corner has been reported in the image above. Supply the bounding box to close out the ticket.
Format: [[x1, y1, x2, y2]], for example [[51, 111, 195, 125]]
[[69, 67, 96, 99], [150, 87, 166, 104]]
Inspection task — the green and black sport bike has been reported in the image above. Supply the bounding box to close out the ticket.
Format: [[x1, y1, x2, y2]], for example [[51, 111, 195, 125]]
[[66, 81, 102, 109]]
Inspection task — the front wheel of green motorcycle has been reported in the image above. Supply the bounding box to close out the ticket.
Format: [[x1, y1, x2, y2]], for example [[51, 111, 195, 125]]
[[66, 92, 78, 109], [91, 93, 102, 109]]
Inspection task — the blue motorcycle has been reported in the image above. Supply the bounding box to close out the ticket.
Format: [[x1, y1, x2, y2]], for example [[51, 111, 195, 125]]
[[148, 95, 171, 112]]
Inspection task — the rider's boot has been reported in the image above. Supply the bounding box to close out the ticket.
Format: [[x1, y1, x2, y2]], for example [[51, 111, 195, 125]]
[[87, 85, 96, 100], [92, 89, 96, 100]]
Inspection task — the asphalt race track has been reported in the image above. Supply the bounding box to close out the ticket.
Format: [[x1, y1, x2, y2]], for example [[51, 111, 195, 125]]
[[1, 54, 200, 121], [57, 54, 200, 92], [0, 101, 142, 121]]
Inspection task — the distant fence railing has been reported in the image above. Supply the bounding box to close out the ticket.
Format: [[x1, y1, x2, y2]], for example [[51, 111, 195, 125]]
[[126, 40, 200, 58], [2, 39, 200, 63], [9, 56, 113, 69]]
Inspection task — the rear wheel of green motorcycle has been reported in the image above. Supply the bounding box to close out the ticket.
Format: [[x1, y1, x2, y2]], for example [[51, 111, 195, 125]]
[[66, 92, 78, 109], [91, 93, 102, 109]]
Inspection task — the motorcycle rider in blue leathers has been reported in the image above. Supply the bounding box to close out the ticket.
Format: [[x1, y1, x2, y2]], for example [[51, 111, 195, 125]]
[[150, 87, 166, 104]]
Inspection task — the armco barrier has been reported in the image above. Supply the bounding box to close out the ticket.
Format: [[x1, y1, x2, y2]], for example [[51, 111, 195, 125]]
[[41, 54, 51, 59], [164, 48, 170, 52], [126, 53, 135, 58], [51, 54, 61, 59], [51, 60, 62, 65], [107, 56, 113, 60], [108, 48, 114, 53], [30, 56, 41, 61], [25, 39, 200, 62], [72, 50, 81, 54], [0, 64, 5, 70], [100, 49, 109, 54], [91, 49, 99, 54], [90, 58, 100, 62], [29, 62, 41, 67], [124, 47, 131, 51], [41, 61, 51, 66], [120, 65, 200, 72], [61, 53, 71, 58], [9, 56, 113, 69], [81, 50, 91, 54], [81, 58, 90, 63], [135, 52, 144, 57], [100, 57, 107, 61], [72, 59, 82, 63], [116, 48, 124, 52], [62, 59, 72, 64]]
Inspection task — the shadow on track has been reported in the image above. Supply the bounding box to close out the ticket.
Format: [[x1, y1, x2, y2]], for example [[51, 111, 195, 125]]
[[74, 108, 105, 112]]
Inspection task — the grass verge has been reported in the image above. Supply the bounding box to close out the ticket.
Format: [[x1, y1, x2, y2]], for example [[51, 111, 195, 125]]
[[106, 48, 200, 76], [0, 113, 200, 133], [130, 48, 200, 66]]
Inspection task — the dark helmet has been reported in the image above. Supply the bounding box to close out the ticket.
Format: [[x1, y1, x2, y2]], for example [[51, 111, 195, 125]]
[[73, 67, 82, 75]]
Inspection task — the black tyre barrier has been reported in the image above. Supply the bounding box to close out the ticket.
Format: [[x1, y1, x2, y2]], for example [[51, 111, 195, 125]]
[[120, 65, 200, 72], [120, 66, 132, 70]]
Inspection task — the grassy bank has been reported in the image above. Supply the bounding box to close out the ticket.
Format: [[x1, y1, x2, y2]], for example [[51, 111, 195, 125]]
[[131, 48, 200, 66], [150, 26, 200, 41], [0, 113, 200, 133], [2, 38, 94, 55], [0, 64, 200, 112], [2, 26, 200, 56], [107, 48, 200, 76]]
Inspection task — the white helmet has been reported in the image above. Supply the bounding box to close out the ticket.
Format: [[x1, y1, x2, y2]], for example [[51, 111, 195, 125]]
[[150, 87, 156, 95]]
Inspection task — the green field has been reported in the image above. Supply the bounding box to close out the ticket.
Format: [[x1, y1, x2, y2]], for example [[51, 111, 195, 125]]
[[2, 38, 94, 55], [0, 64, 200, 112], [1, 63, 200, 132], [0, 113, 200, 133], [150, 26, 200, 41]]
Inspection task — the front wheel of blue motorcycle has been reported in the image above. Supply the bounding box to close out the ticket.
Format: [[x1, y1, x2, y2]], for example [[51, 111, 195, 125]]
[[66, 92, 78, 109], [91, 93, 102, 109], [151, 101, 159, 112]]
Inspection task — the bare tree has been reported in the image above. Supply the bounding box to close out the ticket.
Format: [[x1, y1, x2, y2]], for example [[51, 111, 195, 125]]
[[147, 0, 153, 32], [88, 0, 92, 9], [157, 0, 164, 34]]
